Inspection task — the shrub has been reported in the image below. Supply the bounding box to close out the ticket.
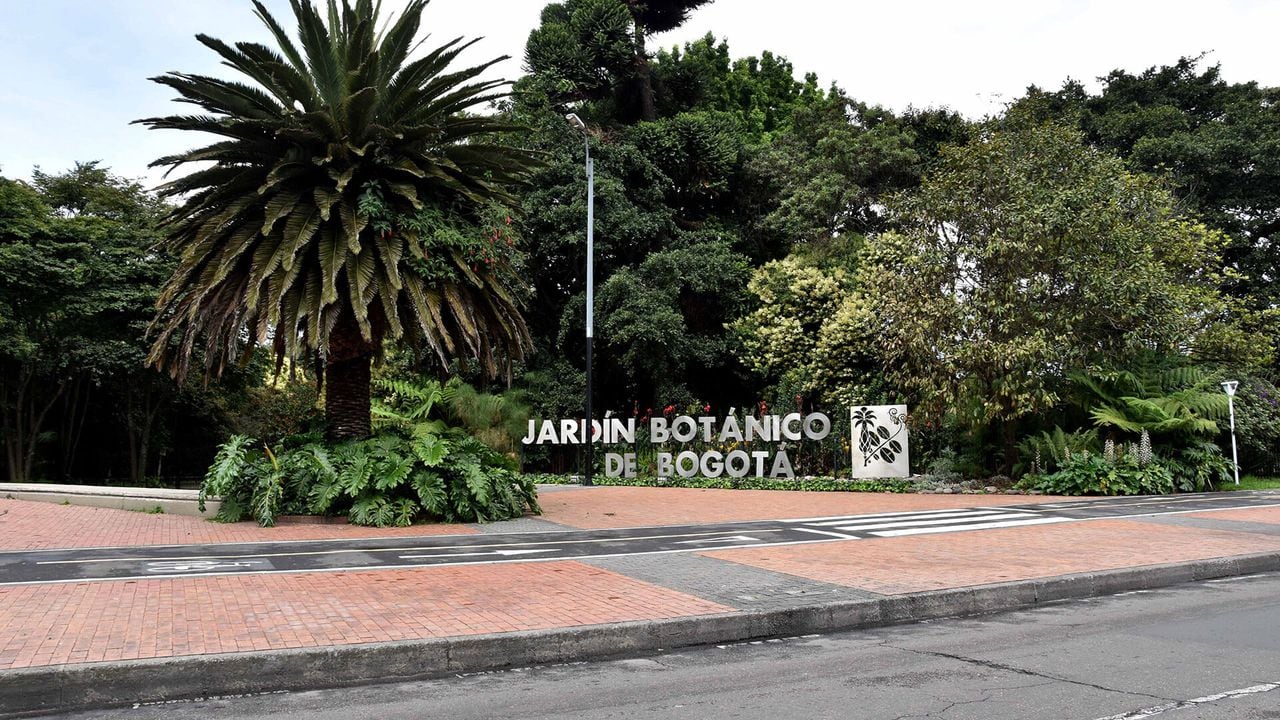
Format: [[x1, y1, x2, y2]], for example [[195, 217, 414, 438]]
[[200, 377, 541, 527], [1164, 440, 1235, 491], [1023, 452, 1174, 496], [1233, 375, 1280, 476], [201, 430, 540, 527], [1015, 426, 1099, 476]]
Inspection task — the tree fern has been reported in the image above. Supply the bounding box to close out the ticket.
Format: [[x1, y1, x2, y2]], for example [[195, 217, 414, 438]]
[[1077, 361, 1226, 438]]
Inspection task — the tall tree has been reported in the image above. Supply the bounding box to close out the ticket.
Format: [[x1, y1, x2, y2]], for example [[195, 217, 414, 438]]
[[621, 0, 712, 121], [1013, 57, 1280, 310], [860, 121, 1268, 470], [139, 0, 537, 441], [524, 0, 711, 122], [0, 165, 173, 482]]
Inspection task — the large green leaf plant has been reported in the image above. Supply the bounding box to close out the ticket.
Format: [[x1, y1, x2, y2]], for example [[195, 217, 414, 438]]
[[200, 377, 539, 527]]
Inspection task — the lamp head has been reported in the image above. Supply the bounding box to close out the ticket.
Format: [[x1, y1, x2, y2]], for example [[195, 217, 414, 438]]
[[565, 112, 586, 132], [1221, 380, 1239, 397]]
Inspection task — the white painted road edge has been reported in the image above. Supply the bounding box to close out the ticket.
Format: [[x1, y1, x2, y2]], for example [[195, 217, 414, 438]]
[[1093, 681, 1280, 720]]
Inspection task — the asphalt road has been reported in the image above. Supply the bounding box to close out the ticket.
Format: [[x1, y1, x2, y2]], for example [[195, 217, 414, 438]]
[[5, 490, 1279, 585], [41, 571, 1280, 720]]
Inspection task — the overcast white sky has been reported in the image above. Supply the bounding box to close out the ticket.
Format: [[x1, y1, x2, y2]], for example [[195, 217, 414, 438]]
[[2, 0, 1278, 186]]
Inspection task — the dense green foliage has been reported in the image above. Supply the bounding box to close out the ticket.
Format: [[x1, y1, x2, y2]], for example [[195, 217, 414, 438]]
[[7, 3, 1278, 501], [1232, 375, 1280, 475], [201, 379, 539, 526], [1014, 57, 1280, 310], [1025, 453, 1176, 496], [857, 121, 1266, 471], [2, 166, 194, 483]]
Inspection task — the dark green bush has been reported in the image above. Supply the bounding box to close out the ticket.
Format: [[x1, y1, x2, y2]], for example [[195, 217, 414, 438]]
[[201, 430, 540, 527], [1234, 375, 1280, 476], [1164, 440, 1235, 491], [200, 377, 540, 527], [1023, 452, 1174, 496]]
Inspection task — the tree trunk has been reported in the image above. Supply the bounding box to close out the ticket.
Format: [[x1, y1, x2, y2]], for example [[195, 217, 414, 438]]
[[1000, 415, 1019, 477], [325, 309, 375, 442], [631, 23, 656, 122]]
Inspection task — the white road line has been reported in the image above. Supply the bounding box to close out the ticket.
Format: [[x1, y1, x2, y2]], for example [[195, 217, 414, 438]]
[[792, 528, 861, 540], [1205, 574, 1270, 583], [33, 529, 785, 565], [1070, 496, 1246, 511], [833, 513, 1040, 532], [783, 507, 1006, 523], [870, 517, 1074, 537], [808, 509, 1017, 527], [2, 538, 862, 586], [673, 536, 762, 545], [399, 549, 555, 559], [1093, 681, 1280, 720]]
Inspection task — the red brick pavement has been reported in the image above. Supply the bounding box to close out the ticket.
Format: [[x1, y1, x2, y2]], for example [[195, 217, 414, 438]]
[[0, 499, 473, 551], [1188, 505, 1280, 525], [5, 490, 1278, 673], [0, 488, 1070, 550], [702, 518, 1280, 595], [0, 561, 730, 669], [538, 486, 1071, 529]]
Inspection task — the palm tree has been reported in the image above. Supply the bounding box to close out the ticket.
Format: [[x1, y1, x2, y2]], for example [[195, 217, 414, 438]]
[[140, 0, 537, 440]]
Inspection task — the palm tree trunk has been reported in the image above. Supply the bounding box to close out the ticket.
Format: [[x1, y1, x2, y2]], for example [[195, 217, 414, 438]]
[[325, 309, 374, 441]]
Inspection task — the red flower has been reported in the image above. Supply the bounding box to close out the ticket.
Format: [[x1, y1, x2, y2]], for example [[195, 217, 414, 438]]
[[703, 403, 711, 413], [663, 404, 675, 416]]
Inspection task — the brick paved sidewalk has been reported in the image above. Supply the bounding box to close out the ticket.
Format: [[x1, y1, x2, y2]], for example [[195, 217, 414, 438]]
[[0, 487, 1066, 551], [2, 489, 1278, 675]]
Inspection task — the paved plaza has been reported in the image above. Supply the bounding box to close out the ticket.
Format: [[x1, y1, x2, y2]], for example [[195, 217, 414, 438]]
[[3, 486, 1280, 715]]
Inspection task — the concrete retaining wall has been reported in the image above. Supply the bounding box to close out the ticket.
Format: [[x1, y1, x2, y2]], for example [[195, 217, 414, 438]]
[[0, 483, 220, 518]]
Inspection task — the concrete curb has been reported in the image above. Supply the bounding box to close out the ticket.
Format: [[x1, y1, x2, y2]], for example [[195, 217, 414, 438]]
[[4, 551, 1279, 718], [0, 484, 220, 518]]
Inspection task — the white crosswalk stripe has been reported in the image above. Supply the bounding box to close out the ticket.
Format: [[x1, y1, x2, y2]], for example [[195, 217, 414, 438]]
[[807, 509, 1014, 527], [783, 506, 1070, 539], [827, 512, 1042, 532], [870, 517, 1073, 537]]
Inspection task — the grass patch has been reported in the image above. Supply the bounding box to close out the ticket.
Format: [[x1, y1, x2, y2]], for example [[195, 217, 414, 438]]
[[1221, 475, 1280, 491]]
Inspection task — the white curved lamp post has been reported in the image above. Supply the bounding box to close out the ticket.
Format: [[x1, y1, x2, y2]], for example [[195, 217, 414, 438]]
[[1221, 380, 1239, 486]]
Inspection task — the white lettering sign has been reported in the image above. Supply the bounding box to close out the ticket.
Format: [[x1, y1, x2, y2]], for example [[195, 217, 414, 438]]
[[521, 413, 834, 479]]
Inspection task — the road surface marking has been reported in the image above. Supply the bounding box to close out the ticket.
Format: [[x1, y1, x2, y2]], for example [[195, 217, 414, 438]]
[[145, 560, 267, 573], [1093, 681, 1280, 719], [673, 536, 762, 545], [793, 528, 861, 540], [33, 529, 785, 565], [871, 517, 1074, 537], [832, 512, 1041, 532], [398, 549, 555, 559], [783, 507, 1013, 523], [808, 509, 1019, 526]]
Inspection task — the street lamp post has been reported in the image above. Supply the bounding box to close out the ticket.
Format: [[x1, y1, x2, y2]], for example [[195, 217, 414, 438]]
[[567, 113, 594, 487], [1221, 380, 1240, 486]]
